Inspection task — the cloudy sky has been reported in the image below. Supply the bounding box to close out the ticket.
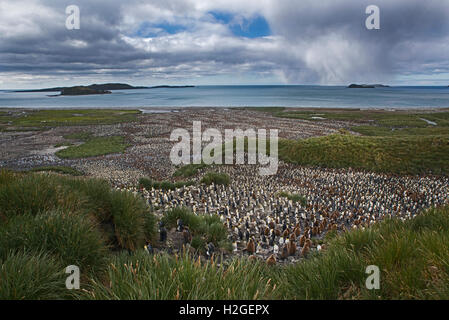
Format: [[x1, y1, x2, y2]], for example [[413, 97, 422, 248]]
[[1, 0, 449, 89]]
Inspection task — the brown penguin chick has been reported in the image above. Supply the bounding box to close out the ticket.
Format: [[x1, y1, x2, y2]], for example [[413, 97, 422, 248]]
[[183, 228, 192, 244], [266, 254, 276, 266], [269, 221, 275, 229], [246, 239, 256, 254], [274, 229, 281, 237], [248, 255, 258, 262], [289, 233, 296, 242], [280, 245, 289, 260], [294, 227, 301, 237], [282, 229, 289, 238], [312, 226, 318, 236], [299, 234, 306, 247], [304, 227, 310, 236], [288, 241, 297, 256], [301, 240, 311, 257]]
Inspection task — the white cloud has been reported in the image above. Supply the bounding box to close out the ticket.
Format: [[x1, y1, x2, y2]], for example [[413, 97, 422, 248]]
[[0, 0, 448, 88]]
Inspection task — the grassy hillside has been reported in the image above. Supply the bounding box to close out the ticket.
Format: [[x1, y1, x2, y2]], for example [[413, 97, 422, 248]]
[[278, 134, 449, 175], [0, 170, 448, 300], [244, 108, 449, 175]]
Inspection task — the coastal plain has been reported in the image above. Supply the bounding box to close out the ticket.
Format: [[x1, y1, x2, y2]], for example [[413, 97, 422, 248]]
[[1, 107, 449, 299]]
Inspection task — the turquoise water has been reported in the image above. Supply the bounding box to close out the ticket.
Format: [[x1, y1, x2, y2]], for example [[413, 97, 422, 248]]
[[1, 85, 448, 109]]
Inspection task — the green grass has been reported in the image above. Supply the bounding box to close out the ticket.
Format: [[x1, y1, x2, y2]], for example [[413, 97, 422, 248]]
[[162, 207, 227, 246], [278, 206, 449, 299], [173, 163, 209, 178], [28, 166, 84, 176], [256, 108, 449, 128], [55, 136, 129, 159], [0, 109, 140, 131], [278, 191, 307, 206], [1, 168, 448, 300], [248, 108, 449, 174], [0, 169, 158, 299], [278, 134, 449, 175], [0, 251, 70, 300], [83, 251, 277, 300], [0, 210, 108, 274], [200, 172, 231, 186]]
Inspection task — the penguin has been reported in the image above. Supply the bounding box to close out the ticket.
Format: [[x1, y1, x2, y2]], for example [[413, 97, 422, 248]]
[[280, 245, 289, 260], [288, 241, 297, 256], [183, 227, 192, 244], [246, 238, 256, 254], [266, 254, 276, 266], [144, 243, 154, 254], [206, 242, 215, 259], [299, 234, 306, 247], [301, 239, 311, 257], [159, 226, 167, 242]]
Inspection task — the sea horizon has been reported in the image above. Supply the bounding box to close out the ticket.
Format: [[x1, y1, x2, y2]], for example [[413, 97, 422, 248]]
[[1, 85, 448, 109]]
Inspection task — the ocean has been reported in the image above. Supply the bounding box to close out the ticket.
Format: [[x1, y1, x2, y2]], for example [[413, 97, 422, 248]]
[[1, 85, 449, 109]]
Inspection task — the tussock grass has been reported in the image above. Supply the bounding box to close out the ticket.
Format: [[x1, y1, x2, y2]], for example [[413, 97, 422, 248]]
[[173, 163, 209, 178], [278, 206, 449, 299], [278, 191, 307, 206], [83, 251, 278, 300], [29, 166, 84, 176], [0, 251, 69, 300], [162, 207, 227, 245], [278, 134, 449, 175], [200, 172, 230, 186], [0, 173, 86, 219], [250, 108, 449, 174], [109, 190, 151, 251], [0, 210, 108, 274], [1, 169, 448, 300]]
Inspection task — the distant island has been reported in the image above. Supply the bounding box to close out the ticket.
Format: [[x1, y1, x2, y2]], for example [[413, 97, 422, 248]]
[[348, 84, 390, 88], [15, 83, 195, 96]]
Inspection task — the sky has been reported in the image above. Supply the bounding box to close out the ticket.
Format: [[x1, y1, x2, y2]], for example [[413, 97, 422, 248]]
[[1, 0, 449, 89]]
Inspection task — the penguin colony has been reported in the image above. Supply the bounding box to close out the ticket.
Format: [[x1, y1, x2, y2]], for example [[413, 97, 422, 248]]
[[118, 162, 449, 265]]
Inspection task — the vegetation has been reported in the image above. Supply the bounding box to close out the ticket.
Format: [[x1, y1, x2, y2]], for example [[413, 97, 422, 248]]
[[278, 191, 307, 206], [200, 172, 231, 186], [83, 251, 276, 300], [0, 169, 157, 299], [0, 170, 448, 299], [278, 205, 449, 299], [161, 207, 227, 246], [278, 133, 449, 175], [173, 163, 209, 178], [245, 108, 449, 174], [0, 251, 70, 300], [139, 178, 195, 191], [0, 109, 141, 131], [56, 136, 129, 159], [28, 166, 84, 176]]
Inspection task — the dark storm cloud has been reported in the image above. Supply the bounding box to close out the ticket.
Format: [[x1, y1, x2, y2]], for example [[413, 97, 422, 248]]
[[0, 0, 448, 87]]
